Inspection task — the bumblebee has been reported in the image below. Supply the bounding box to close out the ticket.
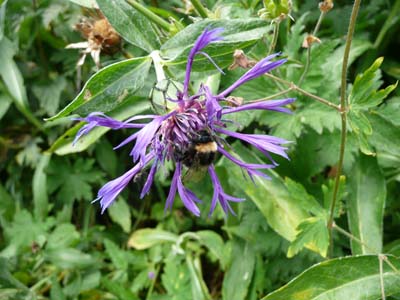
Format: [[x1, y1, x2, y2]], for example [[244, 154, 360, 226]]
[[174, 130, 218, 169]]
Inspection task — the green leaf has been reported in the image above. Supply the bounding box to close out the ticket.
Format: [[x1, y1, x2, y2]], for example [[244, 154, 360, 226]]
[[104, 239, 129, 271], [162, 256, 191, 300], [102, 277, 139, 300], [261, 255, 400, 300], [97, 0, 159, 52], [0, 0, 8, 40], [0, 184, 15, 222], [127, 228, 179, 250], [350, 57, 397, 109], [348, 110, 375, 155], [223, 144, 310, 242], [67, 0, 98, 8], [322, 176, 346, 218], [33, 153, 51, 221], [0, 37, 28, 108], [161, 19, 269, 70], [222, 238, 255, 300], [47, 98, 149, 155], [196, 230, 225, 265], [107, 197, 131, 233], [0, 93, 12, 120], [368, 111, 400, 156], [47, 157, 104, 203], [32, 77, 67, 116], [284, 178, 325, 216], [2, 210, 52, 256], [347, 154, 386, 254], [47, 56, 152, 121], [186, 254, 211, 300], [287, 217, 329, 258], [46, 224, 80, 250], [45, 248, 96, 269]]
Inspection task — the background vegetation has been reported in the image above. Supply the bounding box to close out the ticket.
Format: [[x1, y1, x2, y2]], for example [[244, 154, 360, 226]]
[[1, 0, 400, 299]]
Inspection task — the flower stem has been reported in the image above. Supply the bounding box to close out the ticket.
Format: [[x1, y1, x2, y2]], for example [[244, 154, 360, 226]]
[[126, 0, 170, 31], [313, 11, 326, 36], [250, 87, 293, 102], [332, 223, 377, 253], [268, 21, 280, 55], [328, 0, 362, 257], [298, 11, 325, 87], [264, 73, 340, 110], [191, 0, 209, 18]]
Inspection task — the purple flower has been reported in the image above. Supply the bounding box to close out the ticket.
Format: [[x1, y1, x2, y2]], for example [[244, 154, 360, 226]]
[[74, 27, 295, 216]]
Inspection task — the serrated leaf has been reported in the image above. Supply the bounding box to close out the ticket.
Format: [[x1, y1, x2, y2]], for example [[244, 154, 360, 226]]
[[47, 157, 104, 203], [368, 111, 400, 156], [285, 178, 325, 216], [104, 239, 129, 271], [97, 0, 159, 52], [32, 77, 67, 116], [261, 255, 400, 300], [102, 277, 139, 300], [161, 19, 269, 70], [47, 56, 151, 121], [287, 217, 329, 258], [347, 154, 386, 254], [127, 228, 179, 250], [46, 224, 80, 250], [223, 144, 309, 242], [162, 256, 191, 299], [350, 57, 397, 109]]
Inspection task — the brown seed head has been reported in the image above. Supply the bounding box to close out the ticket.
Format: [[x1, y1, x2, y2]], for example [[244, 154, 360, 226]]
[[319, 0, 334, 13]]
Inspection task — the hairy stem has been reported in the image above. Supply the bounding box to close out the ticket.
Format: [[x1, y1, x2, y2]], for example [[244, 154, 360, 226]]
[[328, 0, 362, 257], [268, 21, 280, 55], [264, 73, 340, 110], [126, 0, 170, 31], [191, 0, 209, 18], [298, 11, 325, 87]]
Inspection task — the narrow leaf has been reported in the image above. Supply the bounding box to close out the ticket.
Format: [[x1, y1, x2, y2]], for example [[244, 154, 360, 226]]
[[47, 56, 151, 121], [347, 154, 386, 254], [127, 228, 179, 250], [33, 153, 51, 221], [261, 255, 400, 300]]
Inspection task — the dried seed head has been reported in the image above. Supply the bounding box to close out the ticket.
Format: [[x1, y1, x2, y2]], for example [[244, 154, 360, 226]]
[[319, 0, 334, 13], [302, 34, 321, 48], [228, 50, 257, 70]]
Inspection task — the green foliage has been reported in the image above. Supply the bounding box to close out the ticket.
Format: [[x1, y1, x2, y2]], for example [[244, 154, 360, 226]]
[[1, 0, 400, 299]]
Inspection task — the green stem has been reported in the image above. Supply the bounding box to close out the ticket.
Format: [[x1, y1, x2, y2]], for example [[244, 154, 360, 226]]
[[328, 0, 361, 258], [297, 47, 311, 87], [268, 21, 280, 55], [333, 223, 377, 253], [190, 0, 209, 18], [379, 254, 386, 300], [298, 11, 325, 87], [126, 0, 170, 31], [264, 73, 340, 110], [313, 11, 325, 36], [250, 87, 293, 102]]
